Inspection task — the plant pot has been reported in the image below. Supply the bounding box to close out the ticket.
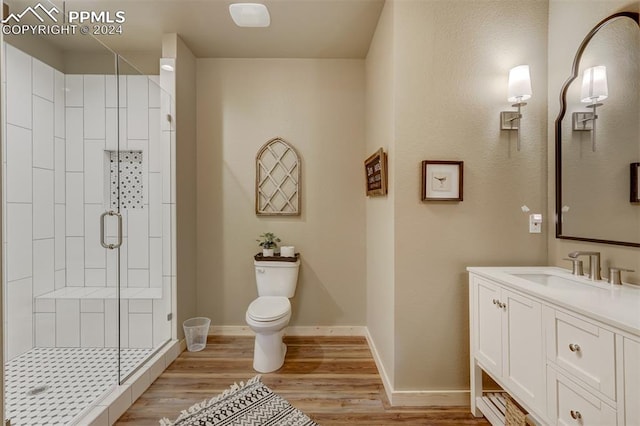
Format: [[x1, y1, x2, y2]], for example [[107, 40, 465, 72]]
[[262, 248, 274, 257]]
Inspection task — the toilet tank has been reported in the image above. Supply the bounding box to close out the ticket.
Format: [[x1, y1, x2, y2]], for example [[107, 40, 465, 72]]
[[254, 260, 300, 297]]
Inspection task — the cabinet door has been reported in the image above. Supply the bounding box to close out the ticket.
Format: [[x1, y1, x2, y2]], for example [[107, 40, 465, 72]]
[[623, 338, 640, 425], [503, 290, 546, 415], [474, 277, 502, 377]]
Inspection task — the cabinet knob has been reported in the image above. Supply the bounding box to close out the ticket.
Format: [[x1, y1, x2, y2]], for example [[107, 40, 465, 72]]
[[491, 299, 507, 309], [570, 410, 582, 420], [569, 343, 581, 352]]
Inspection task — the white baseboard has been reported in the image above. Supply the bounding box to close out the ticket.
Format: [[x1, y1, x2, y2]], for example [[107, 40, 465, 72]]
[[209, 325, 253, 336], [208, 325, 367, 336], [210, 325, 470, 407], [286, 326, 366, 336], [364, 328, 470, 407], [364, 328, 394, 404], [391, 390, 470, 406]]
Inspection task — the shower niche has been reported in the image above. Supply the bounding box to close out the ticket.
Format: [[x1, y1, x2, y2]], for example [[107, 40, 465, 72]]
[[108, 150, 145, 210]]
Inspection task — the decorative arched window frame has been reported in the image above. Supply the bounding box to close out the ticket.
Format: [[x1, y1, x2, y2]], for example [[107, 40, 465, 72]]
[[255, 137, 301, 216]]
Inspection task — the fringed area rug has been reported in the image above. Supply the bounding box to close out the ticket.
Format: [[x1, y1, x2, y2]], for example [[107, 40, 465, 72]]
[[160, 376, 318, 426]]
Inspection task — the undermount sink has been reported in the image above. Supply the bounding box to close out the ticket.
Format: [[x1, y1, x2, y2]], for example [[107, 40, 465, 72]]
[[510, 272, 613, 290], [512, 273, 583, 286], [510, 271, 618, 291]]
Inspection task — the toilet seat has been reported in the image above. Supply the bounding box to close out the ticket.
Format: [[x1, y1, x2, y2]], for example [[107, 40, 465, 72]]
[[247, 296, 290, 322]]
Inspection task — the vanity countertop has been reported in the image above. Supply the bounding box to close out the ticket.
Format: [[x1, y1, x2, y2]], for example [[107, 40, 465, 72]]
[[467, 266, 640, 337]]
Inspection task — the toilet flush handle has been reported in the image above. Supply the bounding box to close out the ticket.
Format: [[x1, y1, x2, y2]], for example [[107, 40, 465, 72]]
[[256, 268, 266, 274]]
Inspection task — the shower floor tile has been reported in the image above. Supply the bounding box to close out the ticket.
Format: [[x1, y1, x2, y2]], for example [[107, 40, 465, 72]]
[[5, 347, 153, 425]]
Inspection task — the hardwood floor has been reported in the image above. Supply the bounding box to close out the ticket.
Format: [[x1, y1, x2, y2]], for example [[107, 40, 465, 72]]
[[117, 336, 490, 425]]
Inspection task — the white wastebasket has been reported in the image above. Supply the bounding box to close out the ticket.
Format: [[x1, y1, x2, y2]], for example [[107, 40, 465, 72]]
[[183, 317, 210, 352]]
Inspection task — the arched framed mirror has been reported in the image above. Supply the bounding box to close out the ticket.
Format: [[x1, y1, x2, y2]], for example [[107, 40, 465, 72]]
[[555, 11, 640, 247]]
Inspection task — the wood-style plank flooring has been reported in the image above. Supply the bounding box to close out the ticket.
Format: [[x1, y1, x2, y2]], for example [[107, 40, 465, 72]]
[[117, 336, 490, 425]]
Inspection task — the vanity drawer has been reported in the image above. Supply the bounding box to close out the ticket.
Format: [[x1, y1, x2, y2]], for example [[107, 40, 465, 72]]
[[547, 368, 617, 426], [546, 311, 615, 400]]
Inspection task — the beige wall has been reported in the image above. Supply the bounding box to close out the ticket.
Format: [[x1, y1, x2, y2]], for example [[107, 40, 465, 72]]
[[547, 0, 640, 284], [196, 58, 367, 326], [364, 0, 549, 392], [365, 0, 396, 387], [64, 51, 160, 75]]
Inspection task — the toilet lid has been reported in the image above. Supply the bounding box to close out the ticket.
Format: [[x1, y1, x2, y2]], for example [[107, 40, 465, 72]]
[[248, 296, 290, 321]]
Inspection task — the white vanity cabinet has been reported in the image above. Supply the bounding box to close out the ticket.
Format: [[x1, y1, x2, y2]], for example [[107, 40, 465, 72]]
[[471, 275, 547, 420], [620, 338, 640, 425], [468, 267, 640, 426]]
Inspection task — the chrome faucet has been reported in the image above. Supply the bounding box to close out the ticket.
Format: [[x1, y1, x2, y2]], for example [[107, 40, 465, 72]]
[[568, 251, 601, 281]]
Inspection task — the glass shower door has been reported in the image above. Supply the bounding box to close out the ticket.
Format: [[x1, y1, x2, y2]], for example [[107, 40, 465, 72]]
[[114, 56, 173, 384]]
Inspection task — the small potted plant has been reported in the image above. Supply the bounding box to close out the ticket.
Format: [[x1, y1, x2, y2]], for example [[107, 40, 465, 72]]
[[257, 232, 281, 257]]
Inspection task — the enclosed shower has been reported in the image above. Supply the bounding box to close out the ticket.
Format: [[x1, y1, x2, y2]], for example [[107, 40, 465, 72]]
[[1, 14, 175, 425]]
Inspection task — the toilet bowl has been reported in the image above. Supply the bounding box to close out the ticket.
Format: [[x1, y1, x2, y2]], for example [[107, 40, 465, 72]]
[[246, 257, 300, 373], [246, 296, 292, 373]]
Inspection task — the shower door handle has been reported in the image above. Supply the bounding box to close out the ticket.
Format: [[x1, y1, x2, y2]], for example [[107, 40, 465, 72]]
[[100, 211, 123, 250]]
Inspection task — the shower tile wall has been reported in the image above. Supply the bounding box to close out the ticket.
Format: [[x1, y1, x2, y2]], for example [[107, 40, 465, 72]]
[[2, 44, 172, 361], [3, 44, 62, 360]]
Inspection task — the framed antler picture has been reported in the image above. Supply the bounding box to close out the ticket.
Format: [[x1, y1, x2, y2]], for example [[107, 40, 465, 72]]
[[421, 160, 463, 201]]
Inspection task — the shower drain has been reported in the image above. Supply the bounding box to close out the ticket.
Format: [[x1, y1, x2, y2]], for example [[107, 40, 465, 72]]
[[25, 385, 49, 396]]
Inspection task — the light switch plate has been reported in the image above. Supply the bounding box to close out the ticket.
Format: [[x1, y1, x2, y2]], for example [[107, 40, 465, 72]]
[[529, 213, 542, 233]]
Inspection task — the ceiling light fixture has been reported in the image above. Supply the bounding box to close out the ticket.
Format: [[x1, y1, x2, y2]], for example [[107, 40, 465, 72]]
[[229, 3, 270, 27]]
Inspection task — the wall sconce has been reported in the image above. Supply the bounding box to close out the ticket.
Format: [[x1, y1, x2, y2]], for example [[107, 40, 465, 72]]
[[572, 65, 608, 152], [501, 65, 532, 151]]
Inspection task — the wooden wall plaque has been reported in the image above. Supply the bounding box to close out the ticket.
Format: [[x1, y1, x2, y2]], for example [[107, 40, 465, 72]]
[[364, 148, 388, 196]]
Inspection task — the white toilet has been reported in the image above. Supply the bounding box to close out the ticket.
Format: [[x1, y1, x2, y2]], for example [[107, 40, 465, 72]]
[[246, 257, 300, 373]]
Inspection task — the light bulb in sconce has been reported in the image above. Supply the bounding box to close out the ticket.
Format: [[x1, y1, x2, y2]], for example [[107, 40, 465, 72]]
[[501, 65, 532, 151], [573, 65, 607, 152], [581, 65, 608, 103], [508, 65, 532, 103]]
